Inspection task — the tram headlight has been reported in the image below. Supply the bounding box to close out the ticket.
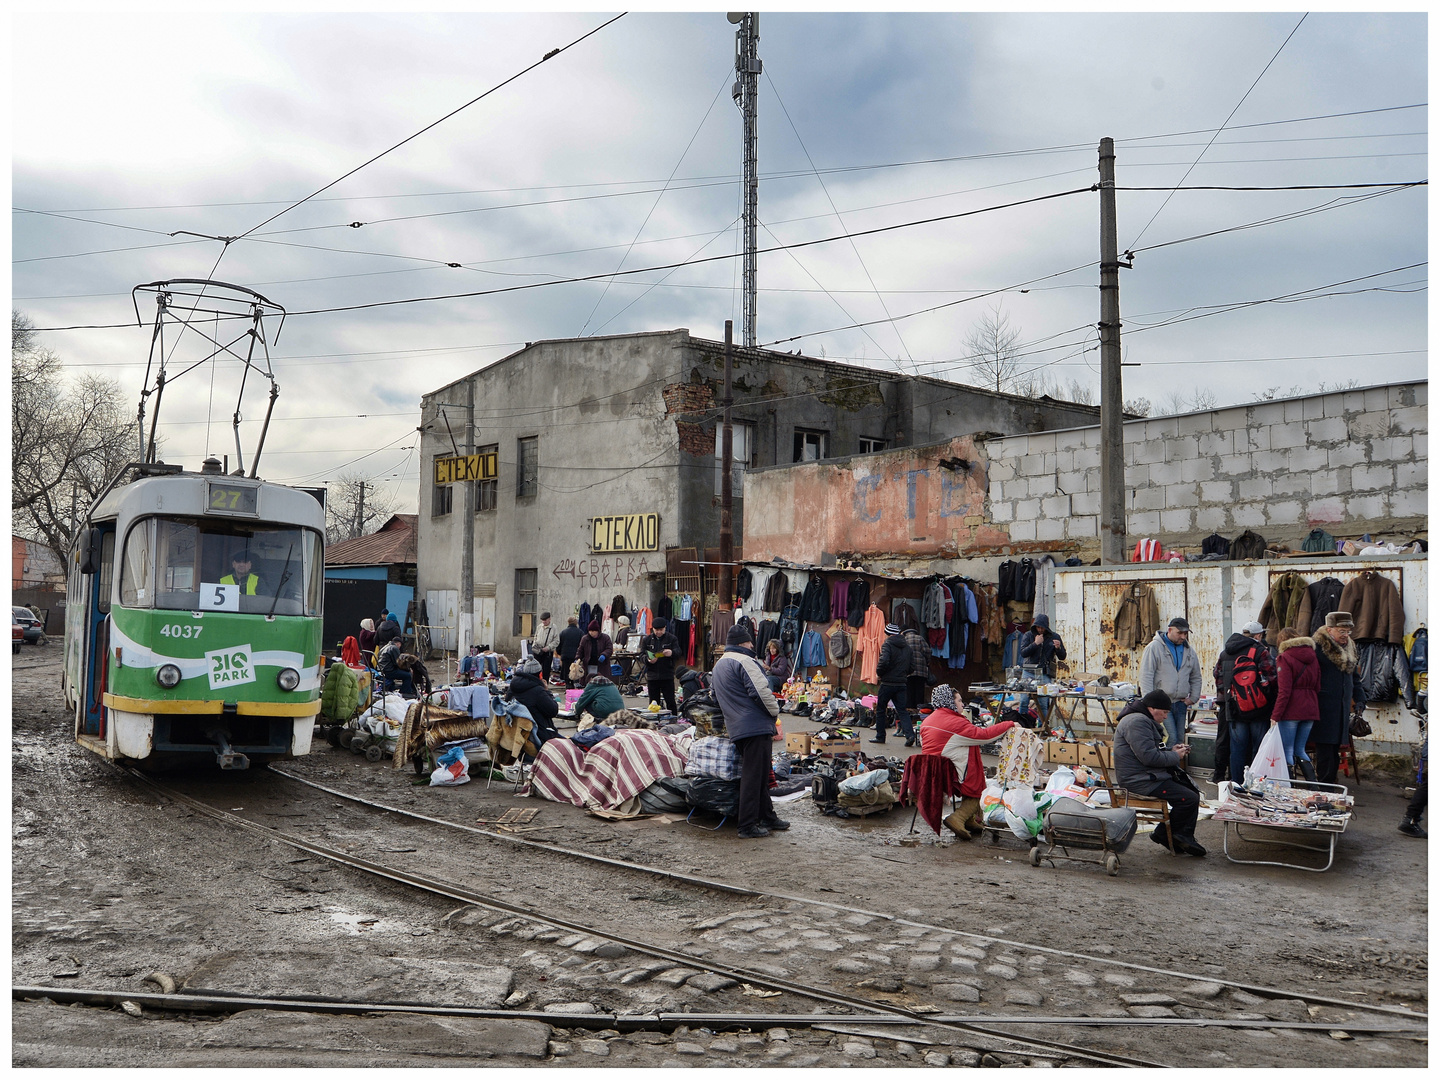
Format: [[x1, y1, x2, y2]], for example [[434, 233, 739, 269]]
[[277, 667, 301, 692], [156, 664, 182, 689]]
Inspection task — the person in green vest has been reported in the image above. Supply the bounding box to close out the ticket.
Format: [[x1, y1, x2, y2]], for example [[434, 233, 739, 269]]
[[221, 550, 260, 595]]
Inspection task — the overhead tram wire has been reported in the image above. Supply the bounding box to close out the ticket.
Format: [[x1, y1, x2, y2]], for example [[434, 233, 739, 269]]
[[765, 69, 917, 376], [579, 70, 734, 337], [1127, 12, 1309, 252]]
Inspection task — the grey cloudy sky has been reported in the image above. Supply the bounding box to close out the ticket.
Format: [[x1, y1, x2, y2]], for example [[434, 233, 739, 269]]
[[11, 10, 1427, 513]]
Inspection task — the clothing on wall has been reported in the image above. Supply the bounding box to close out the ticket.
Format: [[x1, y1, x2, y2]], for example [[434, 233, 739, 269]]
[[857, 604, 887, 683], [830, 579, 850, 624], [828, 623, 855, 668], [1201, 532, 1231, 557], [1300, 528, 1335, 554], [1302, 577, 1344, 635], [797, 629, 827, 670], [798, 573, 831, 623], [658, 596, 673, 620], [846, 579, 871, 628], [1032, 556, 1056, 622], [1338, 570, 1406, 645], [1113, 582, 1161, 651], [762, 571, 789, 614], [735, 567, 753, 602], [1230, 530, 1268, 561], [1259, 571, 1311, 646], [755, 619, 779, 655]]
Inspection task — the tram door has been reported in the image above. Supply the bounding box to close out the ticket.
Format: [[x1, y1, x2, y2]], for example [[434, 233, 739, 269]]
[[80, 528, 116, 739]]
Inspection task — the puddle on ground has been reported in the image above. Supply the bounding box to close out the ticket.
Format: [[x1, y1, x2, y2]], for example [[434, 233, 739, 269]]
[[326, 910, 390, 934]]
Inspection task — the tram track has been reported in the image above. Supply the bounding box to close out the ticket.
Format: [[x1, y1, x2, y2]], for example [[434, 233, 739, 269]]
[[267, 766, 1426, 1024], [121, 766, 1173, 1068], [117, 764, 1430, 1067]]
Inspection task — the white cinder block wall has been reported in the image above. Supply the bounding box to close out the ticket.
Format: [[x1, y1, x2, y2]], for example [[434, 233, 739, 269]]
[[984, 382, 1426, 554]]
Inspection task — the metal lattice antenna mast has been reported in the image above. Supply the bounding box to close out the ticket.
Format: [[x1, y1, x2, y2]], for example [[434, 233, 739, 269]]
[[730, 12, 760, 349]]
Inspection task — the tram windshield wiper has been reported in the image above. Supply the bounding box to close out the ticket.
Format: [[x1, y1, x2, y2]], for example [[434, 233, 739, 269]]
[[269, 543, 295, 616]]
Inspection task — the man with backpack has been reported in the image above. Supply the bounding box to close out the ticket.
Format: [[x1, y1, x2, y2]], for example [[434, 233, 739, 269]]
[[1213, 620, 1278, 784]]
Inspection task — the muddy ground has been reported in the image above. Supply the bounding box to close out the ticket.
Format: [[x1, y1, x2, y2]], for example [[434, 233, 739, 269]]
[[12, 645, 1428, 1067]]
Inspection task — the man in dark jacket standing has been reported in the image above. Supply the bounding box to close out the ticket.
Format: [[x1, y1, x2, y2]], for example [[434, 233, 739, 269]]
[[508, 657, 560, 744], [1020, 613, 1067, 678], [873, 623, 914, 746], [557, 616, 584, 689], [711, 624, 787, 839], [577, 621, 613, 687], [902, 625, 932, 737], [1113, 689, 1205, 857], [1213, 620, 1277, 784], [641, 617, 681, 714]]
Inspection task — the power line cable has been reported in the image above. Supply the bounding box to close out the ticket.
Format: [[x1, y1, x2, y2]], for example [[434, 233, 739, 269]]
[[236, 13, 626, 242], [1127, 12, 1309, 251]]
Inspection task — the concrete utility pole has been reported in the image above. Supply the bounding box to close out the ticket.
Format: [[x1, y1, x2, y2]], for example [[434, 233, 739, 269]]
[[719, 320, 735, 607], [459, 382, 475, 657], [1098, 137, 1127, 564], [729, 12, 760, 348], [355, 480, 366, 538]]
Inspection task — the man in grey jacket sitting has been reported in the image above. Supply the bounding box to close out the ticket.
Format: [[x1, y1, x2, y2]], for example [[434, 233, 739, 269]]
[[711, 623, 789, 839], [1113, 689, 1205, 857], [1139, 617, 1203, 750]]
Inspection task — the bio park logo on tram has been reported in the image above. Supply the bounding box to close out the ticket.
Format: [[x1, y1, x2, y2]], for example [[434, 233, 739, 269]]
[[205, 644, 256, 690]]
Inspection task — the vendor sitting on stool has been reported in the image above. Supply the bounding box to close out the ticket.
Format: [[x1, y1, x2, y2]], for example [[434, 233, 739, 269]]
[[919, 684, 1017, 839], [1113, 689, 1205, 857]]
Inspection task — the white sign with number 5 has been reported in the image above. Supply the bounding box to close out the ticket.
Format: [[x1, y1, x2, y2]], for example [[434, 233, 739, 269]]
[[201, 582, 239, 612]]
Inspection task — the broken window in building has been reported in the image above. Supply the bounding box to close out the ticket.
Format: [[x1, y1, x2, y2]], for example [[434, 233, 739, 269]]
[[517, 436, 538, 498], [714, 421, 756, 496], [432, 483, 453, 517], [476, 443, 498, 511], [858, 437, 887, 454], [793, 428, 828, 462]]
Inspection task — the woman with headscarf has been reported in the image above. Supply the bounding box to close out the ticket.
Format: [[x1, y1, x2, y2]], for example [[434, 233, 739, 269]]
[[918, 684, 1017, 838], [357, 618, 377, 660]]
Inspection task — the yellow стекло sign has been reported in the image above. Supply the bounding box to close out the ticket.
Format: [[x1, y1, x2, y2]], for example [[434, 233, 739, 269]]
[[590, 513, 660, 553], [434, 451, 499, 484]]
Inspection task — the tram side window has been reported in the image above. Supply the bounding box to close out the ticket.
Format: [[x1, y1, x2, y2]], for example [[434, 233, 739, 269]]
[[156, 521, 202, 608], [96, 532, 115, 614], [120, 519, 155, 607]]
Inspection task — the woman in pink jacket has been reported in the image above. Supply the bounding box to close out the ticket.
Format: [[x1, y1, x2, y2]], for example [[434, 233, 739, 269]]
[[918, 684, 1016, 838], [1271, 627, 1321, 782]]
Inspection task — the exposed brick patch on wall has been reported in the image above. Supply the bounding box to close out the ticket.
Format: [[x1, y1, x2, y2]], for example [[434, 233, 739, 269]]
[[663, 382, 714, 418], [676, 421, 713, 456]]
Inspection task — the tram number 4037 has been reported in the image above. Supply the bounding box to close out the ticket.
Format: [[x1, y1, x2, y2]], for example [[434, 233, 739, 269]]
[[159, 624, 204, 639]]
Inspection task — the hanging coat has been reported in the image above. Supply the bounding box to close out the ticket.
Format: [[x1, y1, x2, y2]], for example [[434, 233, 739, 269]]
[[857, 605, 886, 683], [828, 624, 854, 669], [1258, 571, 1310, 646], [797, 629, 827, 669], [798, 573, 831, 624], [1299, 577, 1344, 635], [735, 566, 753, 602], [1357, 641, 1415, 707], [1230, 530, 1268, 560], [1338, 571, 1406, 644], [830, 579, 850, 623], [846, 579, 870, 628], [1113, 582, 1161, 651], [762, 570, 789, 614]]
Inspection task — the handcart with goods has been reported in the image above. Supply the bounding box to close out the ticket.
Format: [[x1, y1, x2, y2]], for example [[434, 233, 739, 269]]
[[1215, 778, 1352, 873], [1029, 795, 1140, 876]]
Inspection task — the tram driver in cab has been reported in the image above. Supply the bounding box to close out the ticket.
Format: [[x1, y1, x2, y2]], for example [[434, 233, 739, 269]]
[[221, 549, 261, 595]]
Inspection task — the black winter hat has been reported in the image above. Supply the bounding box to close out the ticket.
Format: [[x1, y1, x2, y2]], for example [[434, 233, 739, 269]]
[[1140, 689, 1173, 711], [726, 623, 755, 647]]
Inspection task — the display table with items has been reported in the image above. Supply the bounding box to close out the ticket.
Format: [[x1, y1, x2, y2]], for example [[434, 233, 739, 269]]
[[1214, 778, 1353, 872]]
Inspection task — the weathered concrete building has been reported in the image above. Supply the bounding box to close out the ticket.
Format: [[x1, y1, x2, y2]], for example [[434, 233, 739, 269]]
[[745, 381, 1428, 569], [416, 329, 1101, 654]]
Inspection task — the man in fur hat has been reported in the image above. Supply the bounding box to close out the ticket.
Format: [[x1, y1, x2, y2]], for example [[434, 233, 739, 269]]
[[1312, 611, 1367, 785]]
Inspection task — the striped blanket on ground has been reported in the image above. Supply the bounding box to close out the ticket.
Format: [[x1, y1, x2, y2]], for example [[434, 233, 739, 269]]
[[527, 729, 688, 814]]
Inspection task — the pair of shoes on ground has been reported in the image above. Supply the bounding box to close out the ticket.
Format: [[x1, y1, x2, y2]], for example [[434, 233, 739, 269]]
[[1150, 829, 1207, 857], [737, 815, 791, 839], [1398, 819, 1427, 838]]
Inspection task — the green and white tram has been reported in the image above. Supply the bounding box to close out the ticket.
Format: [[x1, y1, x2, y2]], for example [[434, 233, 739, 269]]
[[63, 458, 326, 769]]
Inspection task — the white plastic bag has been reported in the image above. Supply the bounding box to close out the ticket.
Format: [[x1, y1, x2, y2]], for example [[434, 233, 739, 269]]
[[429, 745, 471, 786], [1246, 723, 1290, 784], [1001, 785, 1040, 840]]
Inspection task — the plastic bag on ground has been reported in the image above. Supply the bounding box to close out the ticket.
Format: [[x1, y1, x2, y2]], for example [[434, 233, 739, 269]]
[[1246, 724, 1291, 784], [430, 744, 471, 786], [838, 768, 892, 795]]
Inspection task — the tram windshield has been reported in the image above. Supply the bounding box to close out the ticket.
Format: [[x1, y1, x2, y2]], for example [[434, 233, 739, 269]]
[[119, 517, 323, 616]]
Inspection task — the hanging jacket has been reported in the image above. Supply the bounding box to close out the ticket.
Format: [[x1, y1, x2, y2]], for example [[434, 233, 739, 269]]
[[762, 570, 789, 614], [1002, 628, 1026, 671], [921, 581, 947, 630], [857, 605, 886, 683], [846, 579, 870, 628], [798, 573, 831, 623], [894, 602, 919, 631], [1113, 582, 1160, 651], [1338, 571, 1406, 644], [830, 579, 850, 623], [997, 560, 1017, 606], [902, 628, 932, 679], [1014, 559, 1037, 603], [1230, 530, 1268, 561], [778, 603, 802, 657], [828, 624, 854, 669], [755, 619, 779, 655], [1299, 577, 1345, 635], [797, 629, 827, 669], [1408, 627, 1428, 675], [735, 566, 753, 602], [1258, 571, 1311, 646], [1300, 528, 1336, 554], [610, 595, 628, 620], [1357, 641, 1415, 707], [1201, 532, 1231, 557], [928, 583, 954, 651]]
